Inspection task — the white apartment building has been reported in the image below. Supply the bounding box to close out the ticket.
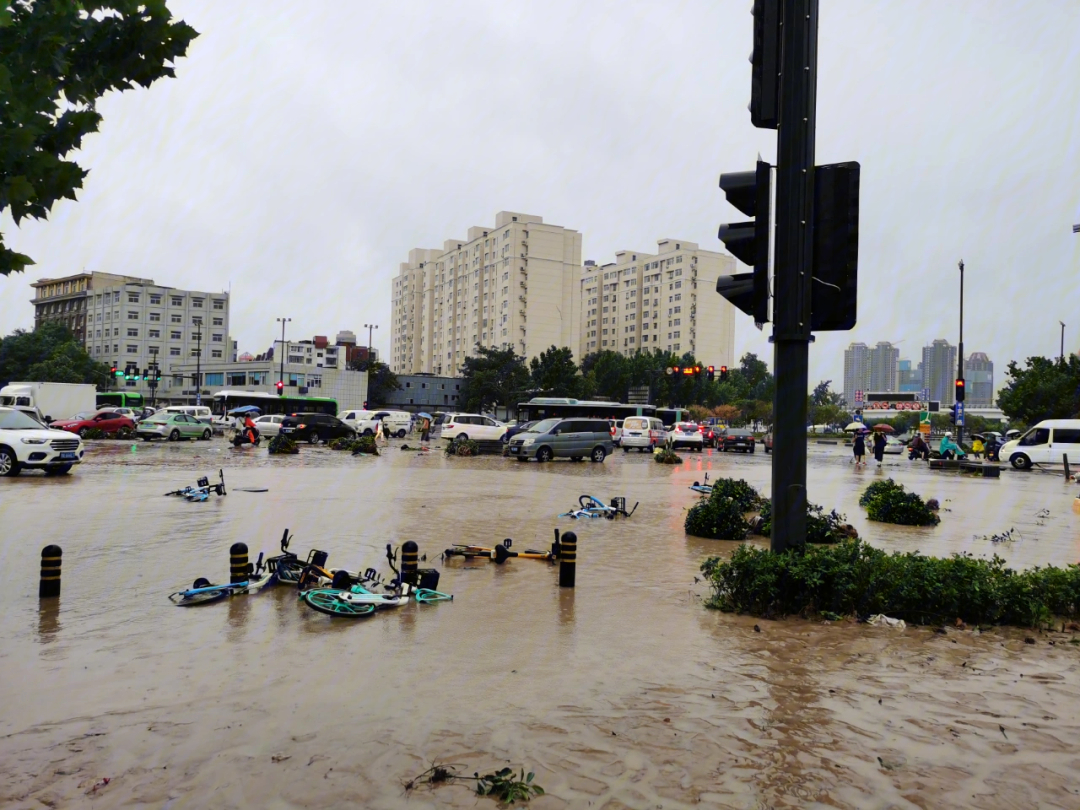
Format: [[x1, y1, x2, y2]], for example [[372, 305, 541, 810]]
[[579, 240, 736, 365], [391, 211, 582, 375], [843, 342, 871, 406], [869, 341, 900, 392]]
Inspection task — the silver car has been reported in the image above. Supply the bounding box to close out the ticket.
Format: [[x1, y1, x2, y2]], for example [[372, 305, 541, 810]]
[[136, 413, 213, 442]]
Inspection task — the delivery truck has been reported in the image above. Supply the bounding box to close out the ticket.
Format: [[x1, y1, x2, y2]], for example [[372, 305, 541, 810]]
[[0, 382, 98, 423]]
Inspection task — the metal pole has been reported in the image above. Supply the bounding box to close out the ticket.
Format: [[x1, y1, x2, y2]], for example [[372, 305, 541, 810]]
[[1061, 321, 1066, 363], [957, 260, 964, 447], [276, 317, 290, 391], [194, 318, 202, 407], [769, 0, 817, 553]]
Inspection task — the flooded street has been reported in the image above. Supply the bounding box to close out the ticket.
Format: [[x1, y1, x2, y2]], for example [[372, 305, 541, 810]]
[[2, 440, 1079, 808]]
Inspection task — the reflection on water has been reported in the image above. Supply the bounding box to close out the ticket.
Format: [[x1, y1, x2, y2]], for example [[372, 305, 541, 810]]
[[1, 441, 1078, 807]]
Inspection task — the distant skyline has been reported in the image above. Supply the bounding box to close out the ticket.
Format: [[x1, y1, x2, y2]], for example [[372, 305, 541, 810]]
[[1, 0, 1078, 387]]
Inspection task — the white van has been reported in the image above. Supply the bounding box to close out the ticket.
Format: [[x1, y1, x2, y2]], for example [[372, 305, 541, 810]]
[[620, 416, 667, 452], [158, 405, 213, 424], [337, 409, 412, 438], [999, 420, 1080, 470]]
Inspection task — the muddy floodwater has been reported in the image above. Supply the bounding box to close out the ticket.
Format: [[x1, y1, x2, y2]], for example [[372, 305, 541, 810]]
[[2, 440, 1079, 808]]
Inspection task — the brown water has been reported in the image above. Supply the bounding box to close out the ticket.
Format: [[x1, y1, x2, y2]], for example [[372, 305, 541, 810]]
[[1, 440, 1079, 808]]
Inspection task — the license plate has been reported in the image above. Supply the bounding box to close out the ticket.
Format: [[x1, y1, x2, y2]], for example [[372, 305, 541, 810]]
[[510, 446, 520, 454], [281, 428, 294, 433], [59, 452, 77, 460]]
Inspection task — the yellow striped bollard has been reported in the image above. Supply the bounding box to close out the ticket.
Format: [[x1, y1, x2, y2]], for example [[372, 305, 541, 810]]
[[401, 541, 419, 586], [39, 545, 62, 598], [559, 532, 576, 588], [230, 542, 249, 584]]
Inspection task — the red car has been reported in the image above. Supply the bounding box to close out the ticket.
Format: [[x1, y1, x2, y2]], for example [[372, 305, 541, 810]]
[[52, 410, 136, 438]]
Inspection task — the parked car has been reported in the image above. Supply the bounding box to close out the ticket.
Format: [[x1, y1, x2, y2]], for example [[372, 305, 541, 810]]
[[98, 406, 140, 421], [503, 420, 540, 443], [252, 414, 285, 438], [51, 410, 136, 438], [136, 412, 213, 441], [0, 406, 85, 476], [762, 431, 773, 453], [671, 422, 704, 450], [998, 420, 1080, 470], [620, 416, 667, 452], [720, 428, 756, 453], [883, 436, 905, 455], [507, 417, 612, 462], [608, 419, 624, 446], [156, 405, 213, 424], [701, 425, 719, 448], [280, 413, 356, 445], [442, 413, 507, 442]]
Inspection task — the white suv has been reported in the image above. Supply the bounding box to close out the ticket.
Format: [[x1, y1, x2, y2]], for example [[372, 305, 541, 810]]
[[0, 407, 86, 476], [443, 413, 507, 441]]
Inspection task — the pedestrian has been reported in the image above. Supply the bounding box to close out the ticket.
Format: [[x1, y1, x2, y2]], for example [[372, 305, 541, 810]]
[[873, 430, 887, 466], [939, 431, 966, 460], [420, 416, 431, 443], [910, 433, 930, 461], [971, 435, 985, 460], [985, 433, 999, 462], [852, 430, 866, 467]]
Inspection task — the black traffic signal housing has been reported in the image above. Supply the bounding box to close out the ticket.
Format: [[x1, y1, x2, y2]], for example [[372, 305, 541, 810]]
[[110, 363, 118, 376], [717, 161, 771, 325], [749, 0, 780, 129], [707, 365, 715, 382], [810, 162, 861, 331], [954, 378, 965, 403], [720, 365, 729, 382], [693, 365, 702, 377], [949, 403, 959, 425], [155, 367, 162, 381], [276, 381, 285, 396]]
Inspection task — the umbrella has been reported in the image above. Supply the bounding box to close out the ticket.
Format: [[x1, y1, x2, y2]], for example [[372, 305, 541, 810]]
[[416, 412, 433, 419], [970, 433, 985, 441], [871, 424, 894, 433], [843, 422, 864, 431], [228, 405, 262, 415]]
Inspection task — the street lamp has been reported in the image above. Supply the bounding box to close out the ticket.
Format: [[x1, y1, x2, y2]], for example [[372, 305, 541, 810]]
[[193, 317, 203, 406], [1060, 321, 1066, 364], [276, 317, 291, 392], [956, 259, 965, 446], [363, 323, 378, 363], [149, 347, 159, 408]]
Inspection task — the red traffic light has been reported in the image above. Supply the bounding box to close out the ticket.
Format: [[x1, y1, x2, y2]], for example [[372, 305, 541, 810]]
[[954, 378, 965, 403], [707, 365, 715, 373], [682, 367, 695, 375], [276, 380, 285, 396]]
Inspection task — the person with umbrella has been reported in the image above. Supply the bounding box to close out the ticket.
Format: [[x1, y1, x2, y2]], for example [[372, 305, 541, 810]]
[[852, 427, 867, 467], [971, 433, 985, 459], [872, 426, 888, 466]]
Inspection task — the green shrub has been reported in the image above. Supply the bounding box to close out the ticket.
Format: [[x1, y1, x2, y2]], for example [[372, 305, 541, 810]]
[[351, 435, 379, 455], [758, 500, 850, 544], [268, 436, 298, 455], [685, 497, 749, 540], [654, 448, 682, 464], [860, 479, 939, 526], [700, 540, 1080, 627], [708, 478, 766, 512], [328, 437, 350, 450], [81, 428, 105, 440], [446, 438, 479, 457]]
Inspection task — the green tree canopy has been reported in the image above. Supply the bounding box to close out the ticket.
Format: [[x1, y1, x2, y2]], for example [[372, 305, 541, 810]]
[[458, 344, 530, 413], [0, 1, 198, 274], [529, 345, 582, 398], [347, 358, 401, 407], [0, 321, 109, 385], [997, 355, 1080, 426]]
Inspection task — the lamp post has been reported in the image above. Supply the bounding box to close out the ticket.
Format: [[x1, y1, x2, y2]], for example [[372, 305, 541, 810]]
[[276, 317, 291, 391], [1061, 321, 1066, 364], [363, 323, 378, 363], [956, 260, 964, 447], [149, 347, 159, 408], [193, 317, 203, 406]]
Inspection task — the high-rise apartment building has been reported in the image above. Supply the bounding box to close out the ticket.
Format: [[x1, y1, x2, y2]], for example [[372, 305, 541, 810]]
[[843, 342, 871, 405], [898, 359, 922, 393], [579, 239, 735, 365], [869, 341, 900, 392], [31, 272, 230, 397], [964, 351, 994, 406], [921, 339, 958, 405], [390, 212, 582, 375]]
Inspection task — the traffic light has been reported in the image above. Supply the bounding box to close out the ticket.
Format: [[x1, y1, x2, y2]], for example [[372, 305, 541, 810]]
[[666, 366, 681, 376], [110, 363, 119, 377], [693, 365, 702, 376], [749, 0, 780, 129], [141, 367, 149, 381], [810, 162, 861, 331], [707, 365, 715, 382], [954, 378, 965, 403], [155, 367, 162, 381], [716, 160, 771, 325], [949, 403, 959, 425], [720, 366, 729, 382], [276, 381, 285, 396]]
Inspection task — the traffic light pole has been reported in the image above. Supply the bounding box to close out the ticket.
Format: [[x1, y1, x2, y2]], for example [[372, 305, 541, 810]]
[[957, 259, 964, 447], [769, 0, 818, 553]]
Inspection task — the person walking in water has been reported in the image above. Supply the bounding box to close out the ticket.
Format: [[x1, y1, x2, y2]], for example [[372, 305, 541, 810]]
[[852, 430, 866, 467], [872, 430, 887, 466], [971, 434, 985, 459], [420, 416, 431, 443]]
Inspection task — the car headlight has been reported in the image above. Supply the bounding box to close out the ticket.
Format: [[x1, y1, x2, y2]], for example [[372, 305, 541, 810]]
[[521, 436, 536, 446], [21, 437, 48, 444]]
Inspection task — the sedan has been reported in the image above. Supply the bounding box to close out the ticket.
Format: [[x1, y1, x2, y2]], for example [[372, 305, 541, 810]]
[[280, 413, 356, 444], [720, 429, 756, 453], [883, 436, 905, 455], [136, 413, 213, 441], [502, 420, 540, 443], [671, 422, 704, 450], [252, 414, 285, 438], [52, 410, 136, 438]]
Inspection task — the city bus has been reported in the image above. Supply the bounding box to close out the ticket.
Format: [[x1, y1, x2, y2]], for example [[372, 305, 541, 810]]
[[514, 397, 656, 424], [210, 390, 338, 417], [96, 391, 146, 410], [655, 407, 690, 426]]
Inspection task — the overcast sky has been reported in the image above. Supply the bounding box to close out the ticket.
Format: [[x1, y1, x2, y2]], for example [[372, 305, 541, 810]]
[[2, 0, 1078, 389]]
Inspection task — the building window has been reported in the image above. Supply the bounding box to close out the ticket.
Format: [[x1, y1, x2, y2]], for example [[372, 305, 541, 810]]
[[308, 375, 321, 388], [149, 312, 161, 321], [192, 298, 204, 308], [211, 350, 222, 359], [113, 292, 120, 303], [190, 348, 201, 357], [227, 372, 246, 386], [127, 328, 138, 337], [205, 373, 224, 386], [212, 317, 223, 326], [127, 293, 140, 303], [171, 296, 183, 306], [212, 299, 224, 310], [250, 371, 267, 385], [150, 294, 162, 305], [170, 331, 182, 340], [128, 310, 138, 319], [171, 314, 182, 323], [126, 344, 138, 353], [211, 334, 223, 343], [148, 329, 160, 339]]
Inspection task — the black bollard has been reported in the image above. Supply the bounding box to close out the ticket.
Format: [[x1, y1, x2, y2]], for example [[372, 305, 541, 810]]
[[39, 545, 62, 598], [230, 542, 249, 584], [551, 528, 561, 560], [559, 531, 576, 588], [401, 540, 419, 586]]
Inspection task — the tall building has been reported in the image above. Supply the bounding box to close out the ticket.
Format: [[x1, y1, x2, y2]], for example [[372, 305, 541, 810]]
[[32, 272, 230, 398], [869, 341, 900, 392], [897, 359, 922, 393], [579, 239, 736, 365], [964, 351, 994, 406], [390, 211, 582, 375], [921, 339, 958, 405], [843, 342, 871, 406]]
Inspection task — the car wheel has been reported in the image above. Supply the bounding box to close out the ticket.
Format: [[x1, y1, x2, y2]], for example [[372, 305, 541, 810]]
[[536, 446, 553, 462], [363, 428, 374, 436], [457, 433, 469, 442], [308, 432, 320, 445], [590, 446, 607, 463], [202, 429, 212, 441], [169, 429, 180, 442], [396, 429, 406, 439], [1010, 453, 1032, 470], [0, 446, 21, 477], [78, 427, 90, 438]]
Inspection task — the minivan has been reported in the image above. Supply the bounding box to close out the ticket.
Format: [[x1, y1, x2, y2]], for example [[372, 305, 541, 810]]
[[508, 417, 613, 462], [158, 405, 213, 424], [998, 420, 1080, 470], [620, 416, 667, 452], [442, 413, 506, 442]]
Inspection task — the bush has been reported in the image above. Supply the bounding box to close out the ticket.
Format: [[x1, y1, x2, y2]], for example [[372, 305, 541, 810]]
[[685, 497, 749, 540], [446, 438, 479, 457], [654, 448, 682, 464], [268, 436, 298, 455], [351, 435, 379, 455], [328, 437, 350, 450], [700, 540, 1080, 627], [81, 428, 105, 440], [860, 479, 939, 526], [758, 500, 851, 544], [708, 478, 766, 512]]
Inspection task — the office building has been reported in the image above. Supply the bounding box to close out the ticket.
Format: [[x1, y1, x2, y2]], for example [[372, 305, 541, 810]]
[[32, 272, 230, 398], [843, 342, 871, 406], [166, 357, 367, 409], [921, 339, 958, 405], [390, 211, 582, 375], [385, 374, 464, 412], [578, 239, 736, 365], [869, 341, 900, 393], [964, 352, 994, 407]]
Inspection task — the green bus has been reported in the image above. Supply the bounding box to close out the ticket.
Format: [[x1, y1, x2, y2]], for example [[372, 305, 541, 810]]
[[97, 391, 146, 410], [210, 390, 338, 417]]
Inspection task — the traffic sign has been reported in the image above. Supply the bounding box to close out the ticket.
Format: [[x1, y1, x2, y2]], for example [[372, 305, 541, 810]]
[[854, 390, 863, 403], [956, 402, 965, 426], [922, 387, 930, 401]]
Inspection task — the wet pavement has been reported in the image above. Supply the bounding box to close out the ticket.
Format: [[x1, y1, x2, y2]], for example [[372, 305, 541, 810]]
[[1, 438, 1079, 808]]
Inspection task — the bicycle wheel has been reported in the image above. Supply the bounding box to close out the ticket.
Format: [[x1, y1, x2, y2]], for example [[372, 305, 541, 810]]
[[301, 589, 376, 618], [415, 588, 454, 603], [275, 558, 305, 583]]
